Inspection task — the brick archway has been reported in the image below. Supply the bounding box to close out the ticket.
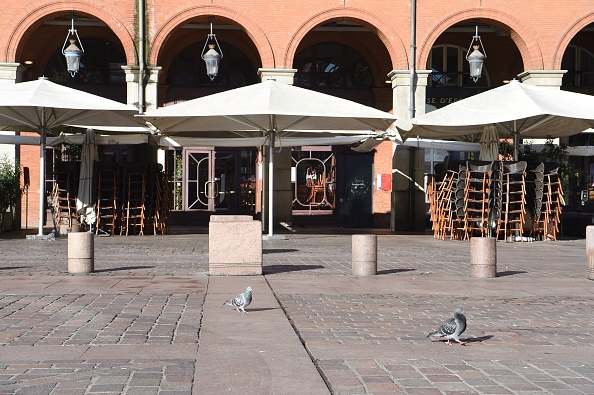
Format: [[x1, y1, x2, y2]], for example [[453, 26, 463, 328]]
[[418, 8, 543, 73], [553, 12, 594, 70], [1, 2, 136, 65], [284, 7, 407, 70], [150, 5, 273, 68]]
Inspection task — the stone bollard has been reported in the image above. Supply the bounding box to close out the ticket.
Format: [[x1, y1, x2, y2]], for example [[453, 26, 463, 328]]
[[68, 232, 94, 274], [352, 234, 377, 276], [587, 226, 594, 280], [470, 237, 497, 277]]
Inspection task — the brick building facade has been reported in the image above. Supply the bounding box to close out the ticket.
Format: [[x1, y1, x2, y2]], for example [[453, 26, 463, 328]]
[[1, 1, 593, 232]]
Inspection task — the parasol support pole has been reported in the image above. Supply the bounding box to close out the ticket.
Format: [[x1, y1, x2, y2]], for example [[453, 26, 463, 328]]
[[268, 130, 275, 238], [38, 125, 46, 236], [513, 120, 519, 161], [263, 130, 285, 241]]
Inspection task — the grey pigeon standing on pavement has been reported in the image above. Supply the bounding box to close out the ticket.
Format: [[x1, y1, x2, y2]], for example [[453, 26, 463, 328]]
[[223, 286, 253, 313], [427, 306, 467, 345]]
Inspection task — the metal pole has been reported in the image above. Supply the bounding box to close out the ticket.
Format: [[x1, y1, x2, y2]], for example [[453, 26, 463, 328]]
[[408, 0, 417, 230], [268, 130, 275, 238], [513, 120, 518, 161], [38, 124, 46, 236], [409, 0, 416, 120], [138, 0, 145, 114]]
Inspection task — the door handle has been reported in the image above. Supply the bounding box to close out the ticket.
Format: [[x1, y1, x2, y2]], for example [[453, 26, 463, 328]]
[[205, 180, 219, 199]]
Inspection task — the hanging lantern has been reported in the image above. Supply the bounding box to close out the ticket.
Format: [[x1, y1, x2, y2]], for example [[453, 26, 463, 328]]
[[61, 14, 85, 77], [466, 24, 487, 83], [200, 19, 224, 81]]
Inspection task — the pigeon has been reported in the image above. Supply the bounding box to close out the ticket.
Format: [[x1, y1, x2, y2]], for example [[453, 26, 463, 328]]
[[427, 306, 467, 345], [223, 286, 253, 313]]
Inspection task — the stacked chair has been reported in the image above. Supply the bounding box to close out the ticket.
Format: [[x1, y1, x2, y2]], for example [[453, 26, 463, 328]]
[[95, 163, 119, 236], [536, 164, 564, 241], [49, 166, 81, 233], [525, 163, 545, 240], [120, 163, 147, 236], [152, 172, 171, 235], [431, 167, 459, 240], [427, 159, 562, 242], [499, 161, 527, 241]]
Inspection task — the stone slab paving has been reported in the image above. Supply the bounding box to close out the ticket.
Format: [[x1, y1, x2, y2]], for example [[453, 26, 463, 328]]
[[0, 229, 593, 394]]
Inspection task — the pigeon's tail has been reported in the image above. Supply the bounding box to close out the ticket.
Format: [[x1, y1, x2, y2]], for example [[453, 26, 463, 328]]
[[427, 331, 441, 338], [223, 300, 233, 306]]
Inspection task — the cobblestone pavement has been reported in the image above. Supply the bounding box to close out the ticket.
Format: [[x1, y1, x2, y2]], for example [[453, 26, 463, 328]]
[[0, 229, 592, 394]]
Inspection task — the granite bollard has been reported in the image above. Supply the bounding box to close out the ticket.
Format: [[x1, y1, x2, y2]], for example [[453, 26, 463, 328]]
[[470, 236, 497, 277], [68, 232, 94, 274], [352, 234, 377, 276]]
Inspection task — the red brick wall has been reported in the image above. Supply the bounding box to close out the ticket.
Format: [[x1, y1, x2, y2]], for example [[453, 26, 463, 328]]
[[3, 0, 594, 229]]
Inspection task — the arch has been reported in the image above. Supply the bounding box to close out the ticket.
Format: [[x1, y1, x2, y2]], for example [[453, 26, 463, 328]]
[[418, 8, 543, 73], [284, 7, 408, 71], [553, 12, 594, 70], [150, 5, 273, 69], [1, 1, 136, 65]]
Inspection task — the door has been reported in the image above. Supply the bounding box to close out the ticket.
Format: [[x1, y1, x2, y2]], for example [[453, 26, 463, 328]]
[[185, 149, 239, 213]]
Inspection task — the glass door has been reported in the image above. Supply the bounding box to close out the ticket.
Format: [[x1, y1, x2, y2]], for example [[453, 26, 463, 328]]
[[212, 151, 238, 212], [186, 150, 211, 211]]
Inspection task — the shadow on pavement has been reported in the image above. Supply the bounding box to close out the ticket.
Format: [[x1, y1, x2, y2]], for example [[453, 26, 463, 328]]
[[263, 264, 324, 274], [93, 266, 155, 273], [497, 270, 528, 277], [263, 249, 300, 254], [377, 268, 416, 275]]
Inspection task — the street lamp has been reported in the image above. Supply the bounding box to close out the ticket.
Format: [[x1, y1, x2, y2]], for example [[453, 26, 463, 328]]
[[466, 23, 487, 83], [61, 13, 84, 77], [200, 18, 223, 81]]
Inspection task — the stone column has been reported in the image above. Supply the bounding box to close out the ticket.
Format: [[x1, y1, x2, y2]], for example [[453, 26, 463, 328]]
[[122, 65, 140, 110], [388, 70, 431, 232], [258, 68, 297, 84], [518, 70, 567, 145], [0, 63, 24, 230], [145, 66, 162, 111], [0, 63, 23, 85], [257, 69, 297, 231], [517, 70, 566, 88]]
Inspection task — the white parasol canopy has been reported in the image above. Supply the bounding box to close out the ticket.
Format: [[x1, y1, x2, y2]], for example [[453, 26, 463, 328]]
[[140, 80, 398, 238], [0, 77, 142, 236], [396, 80, 594, 160]]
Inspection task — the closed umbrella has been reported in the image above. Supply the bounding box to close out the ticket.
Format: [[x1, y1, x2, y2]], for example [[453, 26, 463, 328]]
[[76, 129, 98, 229], [479, 125, 499, 161]]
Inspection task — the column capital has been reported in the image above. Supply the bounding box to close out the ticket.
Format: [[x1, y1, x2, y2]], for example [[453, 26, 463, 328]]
[[257, 68, 298, 84], [517, 70, 567, 88], [0, 63, 25, 84]]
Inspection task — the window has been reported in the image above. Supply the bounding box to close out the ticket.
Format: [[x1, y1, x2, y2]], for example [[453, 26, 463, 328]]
[[562, 45, 594, 88], [294, 43, 373, 88], [428, 45, 489, 88]]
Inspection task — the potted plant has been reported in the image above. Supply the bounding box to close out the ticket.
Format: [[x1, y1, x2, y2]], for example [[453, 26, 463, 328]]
[[0, 155, 22, 231]]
